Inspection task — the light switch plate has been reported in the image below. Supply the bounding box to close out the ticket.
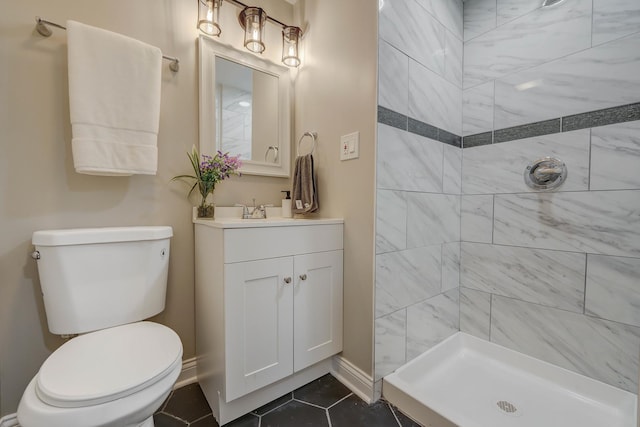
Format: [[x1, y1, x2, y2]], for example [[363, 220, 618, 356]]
[[340, 131, 359, 161]]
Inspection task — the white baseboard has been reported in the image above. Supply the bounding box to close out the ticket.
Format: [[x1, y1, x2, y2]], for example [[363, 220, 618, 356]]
[[331, 355, 377, 404], [0, 413, 18, 427], [174, 357, 198, 389]]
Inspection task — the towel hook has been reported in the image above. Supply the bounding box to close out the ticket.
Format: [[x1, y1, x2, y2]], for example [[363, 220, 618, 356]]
[[297, 131, 317, 156]]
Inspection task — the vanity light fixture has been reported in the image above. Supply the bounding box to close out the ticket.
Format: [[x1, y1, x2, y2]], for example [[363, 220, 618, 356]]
[[198, 0, 222, 36], [239, 7, 267, 53], [282, 26, 302, 67], [197, 0, 303, 67]]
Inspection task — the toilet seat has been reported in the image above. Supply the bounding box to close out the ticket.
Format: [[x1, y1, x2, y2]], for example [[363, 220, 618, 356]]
[[36, 321, 182, 408]]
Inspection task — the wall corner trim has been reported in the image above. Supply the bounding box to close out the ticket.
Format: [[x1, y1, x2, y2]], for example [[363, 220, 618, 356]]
[[0, 413, 19, 427], [331, 355, 377, 404]]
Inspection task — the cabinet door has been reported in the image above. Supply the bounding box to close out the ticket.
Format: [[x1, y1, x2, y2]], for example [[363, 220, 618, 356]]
[[293, 250, 343, 372], [224, 257, 294, 401]]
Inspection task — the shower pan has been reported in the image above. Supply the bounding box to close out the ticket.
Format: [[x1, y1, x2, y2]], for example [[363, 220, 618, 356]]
[[384, 333, 637, 427]]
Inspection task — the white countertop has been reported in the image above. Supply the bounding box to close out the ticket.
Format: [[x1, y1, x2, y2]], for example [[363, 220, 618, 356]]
[[193, 217, 344, 229], [192, 206, 343, 228]]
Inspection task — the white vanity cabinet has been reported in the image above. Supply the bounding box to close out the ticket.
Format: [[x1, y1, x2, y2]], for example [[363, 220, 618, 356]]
[[194, 219, 343, 424]]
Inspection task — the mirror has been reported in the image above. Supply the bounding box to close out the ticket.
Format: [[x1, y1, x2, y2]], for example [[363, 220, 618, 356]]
[[199, 35, 292, 177]]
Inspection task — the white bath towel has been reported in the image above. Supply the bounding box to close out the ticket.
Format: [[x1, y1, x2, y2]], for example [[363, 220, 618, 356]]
[[67, 20, 162, 176]]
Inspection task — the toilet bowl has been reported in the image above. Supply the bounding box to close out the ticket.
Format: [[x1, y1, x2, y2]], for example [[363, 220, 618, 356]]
[[17, 226, 183, 427], [18, 322, 183, 427]]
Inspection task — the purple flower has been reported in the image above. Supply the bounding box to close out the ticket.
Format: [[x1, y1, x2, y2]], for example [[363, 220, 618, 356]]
[[172, 146, 242, 207]]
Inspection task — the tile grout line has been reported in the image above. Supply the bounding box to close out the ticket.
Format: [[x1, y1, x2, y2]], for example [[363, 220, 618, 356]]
[[488, 292, 493, 341], [587, 128, 592, 191], [491, 194, 495, 245], [255, 395, 294, 417], [325, 408, 332, 427], [326, 392, 355, 411], [188, 412, 214, 425], [292, 397, 332, 412], [158, 411, 190, 425], [582, 253, 588, 315], [388, 402, 404, 427], [490, 293, 640, 328]]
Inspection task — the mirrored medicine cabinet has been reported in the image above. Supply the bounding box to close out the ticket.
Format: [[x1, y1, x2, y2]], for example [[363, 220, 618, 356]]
[[199, 35, 292, 177]]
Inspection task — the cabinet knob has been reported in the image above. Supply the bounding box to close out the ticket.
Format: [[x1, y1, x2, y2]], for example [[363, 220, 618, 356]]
[[284, 277, 292, 284], [299, 274, 308, 281]]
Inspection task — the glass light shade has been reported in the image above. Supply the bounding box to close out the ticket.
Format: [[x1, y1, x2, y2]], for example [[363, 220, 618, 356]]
[[198, 0, 221, 36], [282, 26, 302, 67], [239, 7, 267, 54]]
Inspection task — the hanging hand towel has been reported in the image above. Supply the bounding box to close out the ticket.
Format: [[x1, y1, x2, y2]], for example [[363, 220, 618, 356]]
[[292, 154, 318, 214], [67, 20, 162, 176]]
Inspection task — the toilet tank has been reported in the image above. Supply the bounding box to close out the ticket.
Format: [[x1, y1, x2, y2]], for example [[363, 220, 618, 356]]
[[32, 226, 173, 335]]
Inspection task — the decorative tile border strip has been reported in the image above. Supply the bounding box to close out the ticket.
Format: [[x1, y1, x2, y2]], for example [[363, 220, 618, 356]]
[[378, 102, 640, 149], [377, 106, 462, 148], [463, 102, 640, 148], [378, 105, 408, 131], [562, 103, 640, 132], [408, 117, 438, 140], [462, 132, 492, 148], [494, 119, 560, 144]]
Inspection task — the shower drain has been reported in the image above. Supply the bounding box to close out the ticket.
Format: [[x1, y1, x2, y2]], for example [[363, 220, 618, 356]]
[[496, 400, 520, 416]]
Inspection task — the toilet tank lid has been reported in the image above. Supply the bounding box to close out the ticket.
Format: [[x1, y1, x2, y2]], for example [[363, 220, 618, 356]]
[[33, 226, 173, 246]]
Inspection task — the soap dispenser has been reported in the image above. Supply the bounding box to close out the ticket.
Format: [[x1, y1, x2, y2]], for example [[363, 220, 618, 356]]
[[281, 190, 292, 218]]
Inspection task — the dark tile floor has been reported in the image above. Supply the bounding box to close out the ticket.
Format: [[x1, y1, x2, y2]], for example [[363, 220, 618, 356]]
[[154, 374, 423, 427]]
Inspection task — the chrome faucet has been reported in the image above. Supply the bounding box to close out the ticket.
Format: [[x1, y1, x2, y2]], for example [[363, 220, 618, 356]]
[[251, 205, 267, 219], [235, 200, 273, 219], [234, 203, 251, 219]]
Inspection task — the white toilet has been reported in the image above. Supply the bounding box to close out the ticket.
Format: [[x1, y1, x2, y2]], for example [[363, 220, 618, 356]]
[[17, 226, 183, 427]]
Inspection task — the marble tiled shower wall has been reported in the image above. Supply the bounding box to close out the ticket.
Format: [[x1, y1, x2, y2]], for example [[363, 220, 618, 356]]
[[461, 0, 640, 393], [463, 0, 640, 136], [375, 0, 463, 382], [376, 0, 640, 395]]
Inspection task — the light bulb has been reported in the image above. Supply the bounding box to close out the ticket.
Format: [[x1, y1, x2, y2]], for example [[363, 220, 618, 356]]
[[206, 2, 213, 21]]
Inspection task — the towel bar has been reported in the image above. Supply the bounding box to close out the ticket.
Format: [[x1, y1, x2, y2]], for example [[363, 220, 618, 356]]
[[35, 17, 180, 72], [297, 131, 317, 156]]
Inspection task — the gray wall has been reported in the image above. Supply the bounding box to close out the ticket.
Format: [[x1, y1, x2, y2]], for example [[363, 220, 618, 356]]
[[0, 0, 379, 418], [0, 0, 294, 417], [460, 0, 640, 393], [293, 0, 378, 377]]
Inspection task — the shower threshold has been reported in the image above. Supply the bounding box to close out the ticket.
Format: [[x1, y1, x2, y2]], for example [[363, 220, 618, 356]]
[[383, 333, 637, 427]]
